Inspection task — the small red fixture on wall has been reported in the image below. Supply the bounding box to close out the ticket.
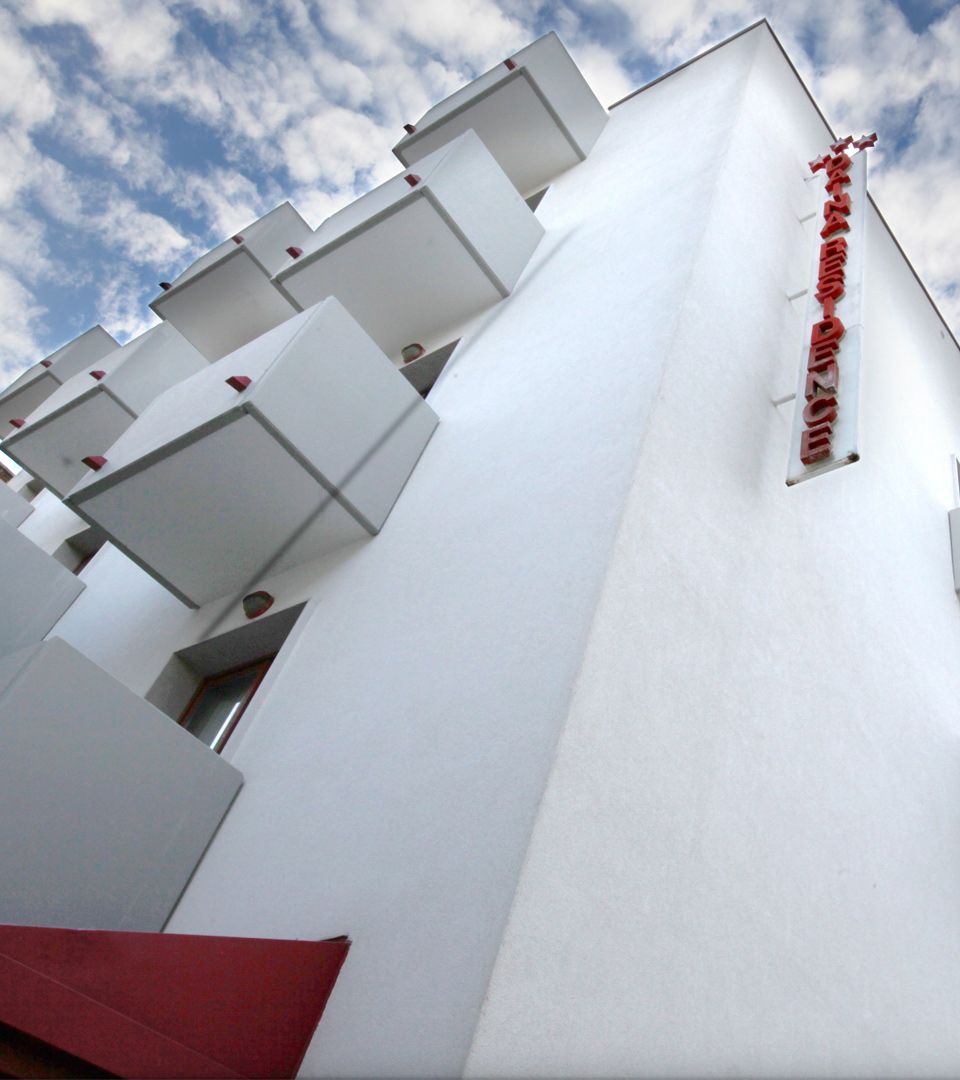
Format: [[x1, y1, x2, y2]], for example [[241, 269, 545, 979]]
[[225, 375, 252, 392], [8, 419, 24, 429], [404, 174, 421, 187], [286, 246, 303, 258], [39, 360, 52, 368], [89, 370, 106, 381], [159, 282, 172, 291], [82, 456, 107, 471], [242, 590, 275, 619], [403, 123, 416, 134]]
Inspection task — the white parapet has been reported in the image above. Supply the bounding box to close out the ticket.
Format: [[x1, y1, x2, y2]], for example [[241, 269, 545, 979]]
[[0, 481, 33, 528], [2, 323, 208, 498], [0, 636, 242, 931], [0, 516, 84, 656], [392, 31, 608, 198], [66, 298, 439, 607], [0, 326, 119, 438], [274, 130, 544, 362], [149, 202, 311, 362]]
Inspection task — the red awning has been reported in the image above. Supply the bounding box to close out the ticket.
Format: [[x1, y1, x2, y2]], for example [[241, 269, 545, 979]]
[[0, 924, 349, 1078]]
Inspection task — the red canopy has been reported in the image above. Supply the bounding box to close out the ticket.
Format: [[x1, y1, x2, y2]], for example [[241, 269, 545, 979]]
[[0, 923, 349, 1078]]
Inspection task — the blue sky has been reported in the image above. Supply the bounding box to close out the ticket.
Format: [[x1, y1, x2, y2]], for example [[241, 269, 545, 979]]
[[1, 0, 958, 381]]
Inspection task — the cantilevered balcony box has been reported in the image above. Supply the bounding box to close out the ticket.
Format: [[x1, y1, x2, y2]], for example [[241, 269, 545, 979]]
[[392, 32, 608, 199], [0, 481, 32, 528], [275, 130, 544, 362], [0, 326, 118, 438], [67, 299, 438, 607], [150, 202, 311, 362], [3, 323, 207, 498], [0, 637, 242, 931], [0, 517, 84, 657]]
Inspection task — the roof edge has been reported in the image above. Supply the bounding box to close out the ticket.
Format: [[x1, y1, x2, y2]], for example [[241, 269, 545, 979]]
[[607, 18, 960, 358]]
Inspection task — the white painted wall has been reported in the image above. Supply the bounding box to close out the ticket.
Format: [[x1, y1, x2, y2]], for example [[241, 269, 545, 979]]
[[465, 24, 960, 1078], [157, 26, 762, 1079]]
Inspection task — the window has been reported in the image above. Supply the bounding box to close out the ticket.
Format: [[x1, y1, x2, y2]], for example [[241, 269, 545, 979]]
[[177, 655, 274, 752], [147, 601, 306, 751]]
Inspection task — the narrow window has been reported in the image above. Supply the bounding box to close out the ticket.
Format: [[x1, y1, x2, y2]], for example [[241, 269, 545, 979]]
[[177, 655, 274, 753]]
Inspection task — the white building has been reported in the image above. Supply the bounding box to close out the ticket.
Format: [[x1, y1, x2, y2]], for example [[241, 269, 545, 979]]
[[1, 18, 959, 1078]]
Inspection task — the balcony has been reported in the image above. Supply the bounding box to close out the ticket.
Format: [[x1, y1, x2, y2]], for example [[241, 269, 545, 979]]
[[0, 637, 242, 931], [392, 31, 608, 198], [0, 481, 32, 528], [0, 516, 84, 656], [67, 298, 438, 607], [0, 326, 118, 438], [274, 130, 544, 362], [150, 202, 311, 361], [3, 323, 207, 498]]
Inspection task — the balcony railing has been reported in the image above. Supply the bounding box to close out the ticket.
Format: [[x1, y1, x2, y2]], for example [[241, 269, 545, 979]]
[[0, 326, 118, 438], [274, 130, 544, 362], [0, 516, 85, 656], [150, 202, 312, 361], [2, 323, 207, 498], [392, 31, 608, 198], [0, 636, 242, 931], [66, 298, 439, 607]]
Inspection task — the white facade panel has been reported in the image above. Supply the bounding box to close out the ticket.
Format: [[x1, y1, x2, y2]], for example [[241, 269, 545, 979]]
[[163, 30, 756, 1080], [275, 131, 544, 361], [66, 300, 437, 606], [2, 323, 208, 497], [0, 481, 32, 528], [0, 516, 85, 656], [0, 637, 242, 931], [0, 325, 119, 436], [465, 25, 960, 1078], [394, 31, 608, 198]]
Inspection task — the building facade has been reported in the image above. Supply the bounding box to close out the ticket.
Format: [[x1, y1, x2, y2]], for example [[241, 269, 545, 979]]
[[1, 19, 959, 1078]]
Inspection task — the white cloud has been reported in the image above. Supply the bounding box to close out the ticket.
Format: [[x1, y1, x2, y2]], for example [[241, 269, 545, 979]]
[[95, 273, 161, 342], [19, 0, 181, 76], [0, 268, 46, 378], [280, 105, 394, 186], [89, 195, 192, 266], [0, 8, 58, 129]]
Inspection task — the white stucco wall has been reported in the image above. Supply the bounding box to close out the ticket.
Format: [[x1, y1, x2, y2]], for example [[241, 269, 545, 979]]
[[464, 24, 960, 1079], [155, 27, 764, 1080]]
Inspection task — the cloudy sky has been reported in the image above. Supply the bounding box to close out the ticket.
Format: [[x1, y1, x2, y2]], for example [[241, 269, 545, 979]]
[[1, 0, 957, 382]]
